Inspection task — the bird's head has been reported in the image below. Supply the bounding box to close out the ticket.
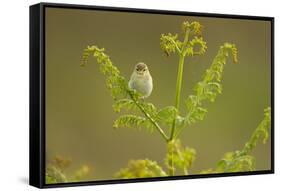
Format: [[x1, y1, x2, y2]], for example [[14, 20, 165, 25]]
[[134, 62, 149, 76]]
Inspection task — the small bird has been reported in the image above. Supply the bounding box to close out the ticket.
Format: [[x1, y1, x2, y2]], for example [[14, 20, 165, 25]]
[[128, 62, 153, 98]]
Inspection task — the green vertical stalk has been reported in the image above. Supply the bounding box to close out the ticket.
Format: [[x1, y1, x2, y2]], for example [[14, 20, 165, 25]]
[[167, 27, 190, 176], [168, 142, 175, 176], [170, 28, 190, 141], [168, 55, 186, 176], [170, 54, 185, 140], [175, 55, 186, 110]]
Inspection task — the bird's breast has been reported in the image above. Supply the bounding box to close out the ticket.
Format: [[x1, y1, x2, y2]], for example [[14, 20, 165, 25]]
[[129, 74, 153, 97]]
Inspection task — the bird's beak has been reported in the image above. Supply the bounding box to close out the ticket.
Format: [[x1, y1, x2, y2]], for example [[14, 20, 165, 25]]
[[136, 71, 143, 75]]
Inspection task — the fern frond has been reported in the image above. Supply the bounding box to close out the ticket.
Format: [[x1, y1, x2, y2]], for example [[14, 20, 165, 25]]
[[125, 89, 158, 116], [112, 98, 157, 115], [183, 43, 238, 127], [139, 102, 158, 117], [113, 115, 154, 132], [160, 21, 206, 58], [185, 37, 207, 56], [113, 99, 136, 113], [115, 159, 167, 178], [216, 152, 256, 173], [182, 21, 203, 36], [242, 107, 271, 154], [201, 107, 271, 173], [156, 106, 178, 127], [201, 153, 255, 174], [81, 46, 128, 99], [160, 33, 181, 56]]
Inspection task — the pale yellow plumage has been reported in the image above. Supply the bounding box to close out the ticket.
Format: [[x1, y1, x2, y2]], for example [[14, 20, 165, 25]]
[[128, 62, 153, 98]]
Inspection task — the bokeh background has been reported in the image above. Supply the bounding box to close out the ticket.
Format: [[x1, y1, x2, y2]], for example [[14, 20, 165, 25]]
[[45, 7, 271, 181]]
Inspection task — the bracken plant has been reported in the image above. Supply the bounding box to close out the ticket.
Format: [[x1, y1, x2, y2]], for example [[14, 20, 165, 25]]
[[78, 20, 271, 179]]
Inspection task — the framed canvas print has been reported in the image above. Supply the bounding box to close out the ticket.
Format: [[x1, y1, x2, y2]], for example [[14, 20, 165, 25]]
[[29, 2, 274, 188]]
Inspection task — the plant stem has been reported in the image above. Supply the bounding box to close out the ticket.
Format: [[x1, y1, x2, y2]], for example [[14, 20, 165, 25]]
[[128, 92, 169, 142], [169, 28, 190, 141], [175, 55, 186, 110], [167, 55, 186, 176], [170, 54, 185, 140], [168, 29, 190, 176], [168, 141, 175, 176]]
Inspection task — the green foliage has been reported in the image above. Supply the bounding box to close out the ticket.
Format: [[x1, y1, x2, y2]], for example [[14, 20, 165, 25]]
[[81, 46, 128, 99], [113, 98, 158, 117], [182, 43, 238, 128], [160, 33, 181, 56], [113, 115, 154, 132], [182, 21, 203, 36], [243, 107, 271, 153], [81, 19, 270, 180], [215, 152, 256, 173], [156, 106, 178, 127], [165, 139, 196, 175], [160, 21, 207, 58], [115, 159, 167, 178], [45, 155, 90, 184], [186, 37, 207, 56], [82, 45, 169, 141], [113, 99, 136, 113], [159, 20, 209, 144], [45, 155, 70, 183], [46, 165, 68, 183], [201, 107, 271, 174]]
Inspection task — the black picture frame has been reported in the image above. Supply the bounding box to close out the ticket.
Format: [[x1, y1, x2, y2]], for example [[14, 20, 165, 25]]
[[29, 2, 274, 189]]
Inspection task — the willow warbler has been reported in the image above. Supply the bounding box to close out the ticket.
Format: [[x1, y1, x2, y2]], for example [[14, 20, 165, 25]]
[[128, 62, 153, 98]]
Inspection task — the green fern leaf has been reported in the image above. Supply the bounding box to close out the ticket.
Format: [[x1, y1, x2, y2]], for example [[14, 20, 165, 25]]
[[115, 159, 167, 178], [81, 46, 128, 99], [201, 107, 271, 174], [113, 99, 136, 113], [215, 152, 256, 172], [184, 43, 238, 126], [139, 102, 158, 117], [186, 36, 207, 56], [242, 107, 271, 154], [160, 33, 181, 56], [113, 115, 154, 132], [157, 106, 178, 127]]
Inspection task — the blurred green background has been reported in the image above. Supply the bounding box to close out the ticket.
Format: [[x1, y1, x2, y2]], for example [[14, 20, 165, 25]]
[[45, 7, 271, 181]]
